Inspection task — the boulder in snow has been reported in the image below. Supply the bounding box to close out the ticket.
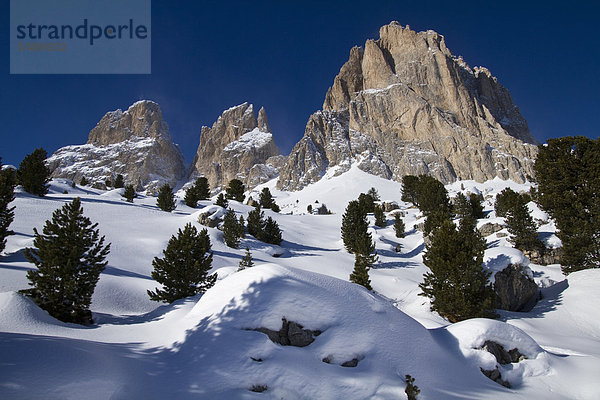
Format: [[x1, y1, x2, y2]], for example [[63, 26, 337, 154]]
[[494, 264, 539, 312]]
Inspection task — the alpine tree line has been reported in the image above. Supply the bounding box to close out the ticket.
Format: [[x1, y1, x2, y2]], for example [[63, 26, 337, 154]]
[[2, 136, 596, 324]]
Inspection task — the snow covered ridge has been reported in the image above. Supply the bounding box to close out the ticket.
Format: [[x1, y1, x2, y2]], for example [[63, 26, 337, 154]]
[[1, 171, 599, 399]]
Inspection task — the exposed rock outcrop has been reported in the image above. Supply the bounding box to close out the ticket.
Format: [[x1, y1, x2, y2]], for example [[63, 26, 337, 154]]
[[278, 22, 538, 191], [252, 318, 322, 347], [478, 222, 505, 237], [494, 263, 539, 311], [47, 100, 187, 194], [189, 103, 281, 191]]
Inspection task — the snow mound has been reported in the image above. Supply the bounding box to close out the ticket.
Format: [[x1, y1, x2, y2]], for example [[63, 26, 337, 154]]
[[172, 264, 486, 399], [445, 318, 550, 387]]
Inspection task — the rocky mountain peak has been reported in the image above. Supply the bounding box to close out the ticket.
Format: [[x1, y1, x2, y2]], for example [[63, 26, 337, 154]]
[[87, 100, 172, 146], [189, 103, 281, 191], [48, 100, 187, 193], [278, 23, 539, 191]]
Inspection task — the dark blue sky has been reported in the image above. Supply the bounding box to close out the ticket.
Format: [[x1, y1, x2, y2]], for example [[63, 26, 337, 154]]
[[2, 0, 599, 167]]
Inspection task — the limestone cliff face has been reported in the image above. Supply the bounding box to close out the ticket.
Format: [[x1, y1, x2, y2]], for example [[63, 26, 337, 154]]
[[47, 100, 187, 193], [277, 22, 538, 191], [189, 103, 281, 191]]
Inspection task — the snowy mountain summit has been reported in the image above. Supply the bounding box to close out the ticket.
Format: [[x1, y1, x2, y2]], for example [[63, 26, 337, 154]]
[[47, 100, 187, 193], [277, 22, 539, 191]]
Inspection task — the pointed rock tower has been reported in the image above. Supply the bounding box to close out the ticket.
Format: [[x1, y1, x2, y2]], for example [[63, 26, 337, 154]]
[[189, 103, 282, 191], [277, 22, 538, 191]]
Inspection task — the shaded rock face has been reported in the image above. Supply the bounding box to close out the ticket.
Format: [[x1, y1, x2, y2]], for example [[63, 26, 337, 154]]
[[189, 103, 281, 191], [253, 318, 322, 347], [47, 101, 187, 194], [494, 264, 539, 311], [278, 22, 538, 191]]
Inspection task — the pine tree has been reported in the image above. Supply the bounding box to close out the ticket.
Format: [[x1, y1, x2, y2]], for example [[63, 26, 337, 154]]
[[156, 184, 176, 212], [113, 174, 124, 189], [505, 193, 544, 254], [401, 175, 420, 206], [22, 198, 111, 324], [184, 177, 211, 208], [123, 184, 136, 203], [416, 175, 451, 216], [195, 177, 211, 200], [419, 218, 495, 322], [17, 148, 50, 197], [238, 215, 246, 236], [367, 187, 380, 202], [534, 136, 600, 273], [223, 208, 243, 248], [453, 193, 472, 220], [238, 247, 254, 271], [307, 204, 313, 214], [495, 188, 523, 218], [394, 213, 405, 238], [261, 216, 282, 245], [259, 187, 275, 209], [184, 185, 199, 208], [469, 193, 485, 219], [147, 223, 215, 303], [374, 204, 386, 227], [225, 179, 245, 202], [349, 230, 377, 290], [358, 192, 375, 214], [424, 208, 452, 236], [341, 200, 369, 253], [0, 160, 16, 253], [215, 193, 228, 208], [247, 205, 265, 238], [79, 176, 89, 186]]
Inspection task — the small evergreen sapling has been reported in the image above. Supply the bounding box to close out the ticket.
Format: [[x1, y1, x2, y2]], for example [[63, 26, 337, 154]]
[[341, 200, 369, 254], [223, 208, 243, 248], [405, 375, 420, 400], [215, 193, 228, 208], [261, 217, 282, 245], [79, 176, 89, 186], [394, 213, 405, 238], [113, 174, 124, 189], [247, 205, 265, 238], [123, 184, 136, 203], [17, 148, 50, 197], [349, 231, 377, 290], [367, 187, 380, 201], [156, 184, 176, 212], [184, 185, 198, 208], [374, 204, 386, 227], [22, 198, 111, 324], [238, 247, 254, 271], [148, 223, 216, 303]]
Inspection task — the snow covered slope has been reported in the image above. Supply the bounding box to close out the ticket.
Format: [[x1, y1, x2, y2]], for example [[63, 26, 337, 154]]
[[0, 169, 598, 399]]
